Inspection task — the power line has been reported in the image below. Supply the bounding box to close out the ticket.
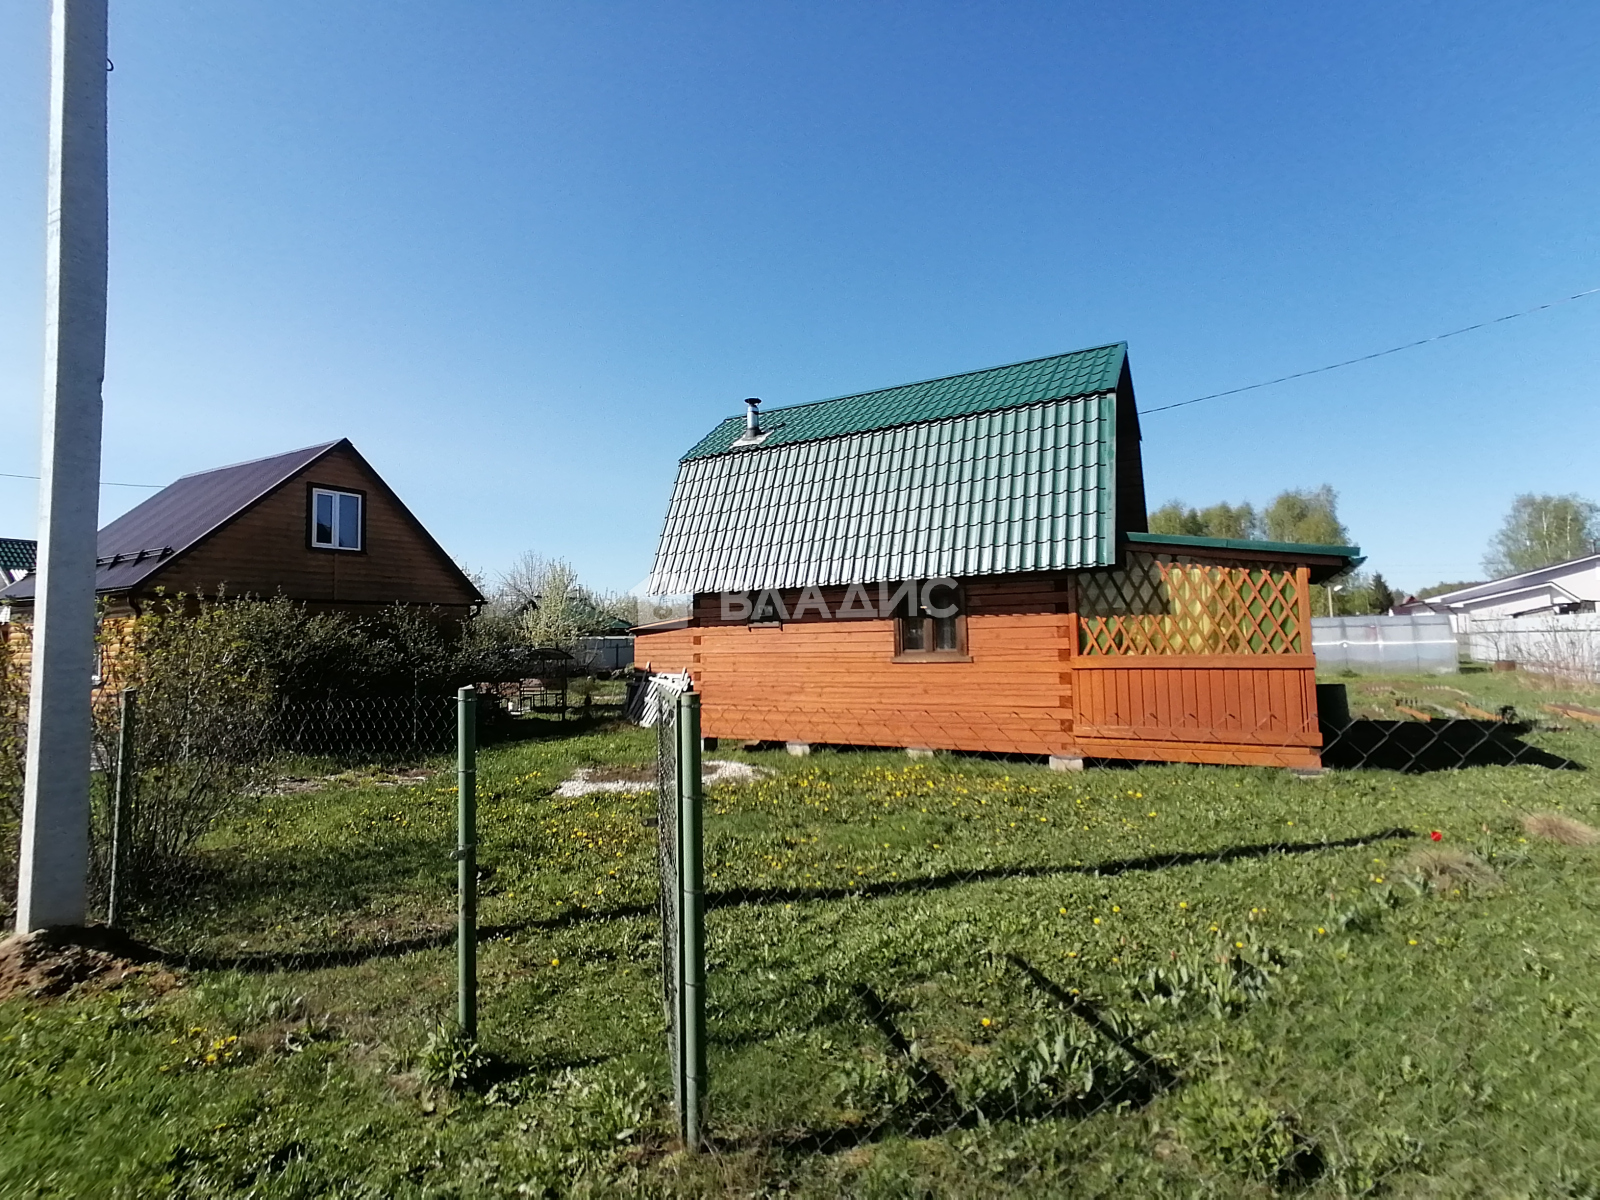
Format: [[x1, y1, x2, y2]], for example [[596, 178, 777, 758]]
[[0, 471, 163, 489], [1144, 285, 1600, 415]]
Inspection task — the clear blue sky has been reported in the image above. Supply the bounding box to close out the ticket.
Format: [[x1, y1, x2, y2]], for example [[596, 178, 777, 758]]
[[1, 2, 1596, 594]]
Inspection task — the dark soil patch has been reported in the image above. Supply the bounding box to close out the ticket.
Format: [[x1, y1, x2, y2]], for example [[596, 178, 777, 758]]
[[0, 925, 176, 1002]]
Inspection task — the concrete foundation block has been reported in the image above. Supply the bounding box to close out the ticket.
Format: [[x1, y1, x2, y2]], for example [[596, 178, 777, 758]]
[[785, 741, 812, 757], [1048, 755, 1086, 772], [906, 747, 935, 759]]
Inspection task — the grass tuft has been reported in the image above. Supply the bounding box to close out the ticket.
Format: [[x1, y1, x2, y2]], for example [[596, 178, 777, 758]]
[[1522, 812, 1600, 845], [1399, 846, 1502, 893]]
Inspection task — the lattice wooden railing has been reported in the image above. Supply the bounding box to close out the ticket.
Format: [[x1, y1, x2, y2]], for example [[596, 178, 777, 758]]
[[1077, 551, 1305, 656]]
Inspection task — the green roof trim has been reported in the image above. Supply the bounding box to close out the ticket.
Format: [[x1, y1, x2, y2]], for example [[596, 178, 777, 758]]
[[1127, 531, 1363, 560], [682, 342, 1126, 460]]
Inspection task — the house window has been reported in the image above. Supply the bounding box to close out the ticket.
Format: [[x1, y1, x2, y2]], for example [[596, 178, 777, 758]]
[[893, 585, 969, 661], [311, 488, 363, 551]]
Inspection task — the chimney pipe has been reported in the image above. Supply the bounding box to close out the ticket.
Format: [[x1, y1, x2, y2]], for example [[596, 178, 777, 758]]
[[744, 397, 762, 436]]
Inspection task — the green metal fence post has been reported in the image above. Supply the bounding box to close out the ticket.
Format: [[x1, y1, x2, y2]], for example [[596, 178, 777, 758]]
[[457, 685, 478, 1040], [106, 686, 136, 928], [678, 690, 706, 1149]]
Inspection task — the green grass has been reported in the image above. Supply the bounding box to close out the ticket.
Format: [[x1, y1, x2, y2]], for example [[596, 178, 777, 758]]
[[5, 683, 1600, 1196]]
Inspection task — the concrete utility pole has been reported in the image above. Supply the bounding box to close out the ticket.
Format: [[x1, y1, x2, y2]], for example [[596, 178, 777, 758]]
[[16, 0, 109, 932]]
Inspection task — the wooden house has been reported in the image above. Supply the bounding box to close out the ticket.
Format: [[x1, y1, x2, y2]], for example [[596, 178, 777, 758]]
[[0, 439, 482, 622], [633, 344, 1360, 769]]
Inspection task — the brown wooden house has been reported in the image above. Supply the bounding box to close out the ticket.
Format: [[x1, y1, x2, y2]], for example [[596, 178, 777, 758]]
[[0, 439, 482, 622], [634, 344, 1360, 769]]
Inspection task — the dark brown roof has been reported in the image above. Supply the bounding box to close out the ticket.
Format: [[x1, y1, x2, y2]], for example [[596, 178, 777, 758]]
[[1, 442, 341, 601]]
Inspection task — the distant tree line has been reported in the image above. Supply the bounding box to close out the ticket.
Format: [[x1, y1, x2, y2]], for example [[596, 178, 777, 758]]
[[1147, 485, 1387, 615]]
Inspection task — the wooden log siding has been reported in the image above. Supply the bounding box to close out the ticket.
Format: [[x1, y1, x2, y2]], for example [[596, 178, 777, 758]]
[[634, 553, 1323, 768], [148, 445, 479, 614]]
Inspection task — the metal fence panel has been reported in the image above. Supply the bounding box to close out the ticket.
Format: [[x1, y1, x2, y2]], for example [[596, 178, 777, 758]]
[[1459, 612, 1600, 680]]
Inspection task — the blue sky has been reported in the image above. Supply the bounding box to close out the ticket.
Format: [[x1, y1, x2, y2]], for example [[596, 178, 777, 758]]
[[1, 2, 1596, 594]]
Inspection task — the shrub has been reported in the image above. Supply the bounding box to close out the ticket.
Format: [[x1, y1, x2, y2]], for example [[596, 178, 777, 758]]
[[0, 628, 24, 913], [91, 598, 277, 900]]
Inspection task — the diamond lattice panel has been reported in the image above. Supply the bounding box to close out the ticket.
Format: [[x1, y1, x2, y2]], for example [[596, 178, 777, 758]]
[[1078, 551, 1303, 656]]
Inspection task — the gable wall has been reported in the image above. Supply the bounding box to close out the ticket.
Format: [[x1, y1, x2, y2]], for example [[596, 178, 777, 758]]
[[141, 446, 478, 610]]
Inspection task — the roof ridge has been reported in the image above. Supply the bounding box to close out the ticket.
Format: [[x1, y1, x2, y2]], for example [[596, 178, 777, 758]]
[[1430, 552, 1600, 599], [174, 439, 345, 480], [740, 342, 1127, 421]]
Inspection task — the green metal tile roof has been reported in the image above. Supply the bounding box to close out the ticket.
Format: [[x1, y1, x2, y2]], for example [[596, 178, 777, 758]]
[[0, 538, 36, 574], [1125, 531, 1364, 584], [1126, 531, 1362, 559], [683, 342, 1126, 460], [648, 344, 1134, 595]]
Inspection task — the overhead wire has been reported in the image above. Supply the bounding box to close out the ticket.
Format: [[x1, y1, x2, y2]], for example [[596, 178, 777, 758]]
[[1142, 285, 1600, 415], [0, 471, 163, 488], [0, 287, 1594, 485]]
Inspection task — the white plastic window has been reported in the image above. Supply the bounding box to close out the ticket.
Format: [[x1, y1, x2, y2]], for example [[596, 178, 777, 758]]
[[311, 489, 363, 551]]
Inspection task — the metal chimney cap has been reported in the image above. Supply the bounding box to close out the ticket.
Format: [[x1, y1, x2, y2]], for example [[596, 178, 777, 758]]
[[733, 396, 769, 447]]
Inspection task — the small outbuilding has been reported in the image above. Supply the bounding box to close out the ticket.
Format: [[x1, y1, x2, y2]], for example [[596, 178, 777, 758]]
[[635, 343, 1360, 768]]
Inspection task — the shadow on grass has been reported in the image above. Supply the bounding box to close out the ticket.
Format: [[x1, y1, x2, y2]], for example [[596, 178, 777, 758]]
[[732, 962, 1180, 1156], [1321, 719, 1584, 772], [163, 828, 1415, 977], [706, 827, 1417, 909]]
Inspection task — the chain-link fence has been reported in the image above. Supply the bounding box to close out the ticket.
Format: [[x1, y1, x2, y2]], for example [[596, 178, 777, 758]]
[[5, 658, 1598, 1193], [640, 667, 1600, 1192]]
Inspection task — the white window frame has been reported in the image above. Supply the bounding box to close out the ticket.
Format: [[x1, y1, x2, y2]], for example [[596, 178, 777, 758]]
[[311, 488, 364, 551]]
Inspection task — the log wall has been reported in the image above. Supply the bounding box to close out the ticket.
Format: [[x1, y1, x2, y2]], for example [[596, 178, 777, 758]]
[[634, 561, 1324, 768]]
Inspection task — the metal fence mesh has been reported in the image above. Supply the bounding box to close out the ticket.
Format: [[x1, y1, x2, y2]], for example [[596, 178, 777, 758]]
[[3, 665, 1598, 1194], [655, 686, 683, 1119]]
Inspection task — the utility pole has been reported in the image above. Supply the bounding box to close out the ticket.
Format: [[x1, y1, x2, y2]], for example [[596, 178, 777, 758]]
[[16, 0, 109, 932]]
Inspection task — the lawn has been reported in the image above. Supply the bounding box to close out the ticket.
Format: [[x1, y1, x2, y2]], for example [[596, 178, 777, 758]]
[[3, 670, 1600, 1196]]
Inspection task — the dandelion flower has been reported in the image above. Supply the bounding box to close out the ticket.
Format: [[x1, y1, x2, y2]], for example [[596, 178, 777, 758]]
[[550, 957, 560, 966], [981, 1017, 991, 1027]]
